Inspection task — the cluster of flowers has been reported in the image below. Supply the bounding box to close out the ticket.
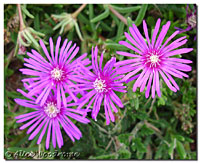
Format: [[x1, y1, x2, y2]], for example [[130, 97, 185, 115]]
[[15, 19, 193, 149]]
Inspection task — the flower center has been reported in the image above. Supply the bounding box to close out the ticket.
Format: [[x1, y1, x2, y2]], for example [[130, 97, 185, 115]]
[[188, 14, 196, 28], [51, 68, 63, 81], [150, 55, 159, 64], [145, 52, 161, 68], [93, 78, 107, 93], [44, 102, 60, 118]]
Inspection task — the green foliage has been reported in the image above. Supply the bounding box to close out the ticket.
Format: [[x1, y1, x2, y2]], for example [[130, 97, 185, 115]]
[[176, 140, 187, 159], [134, 4, 148, 26], [118, 146, 131, 159], [91, 5, 110, 23], [4, 4, 196, 160]]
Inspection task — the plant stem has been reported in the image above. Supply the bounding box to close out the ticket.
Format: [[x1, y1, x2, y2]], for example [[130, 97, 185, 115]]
[[105, 139, 113, 151], [147, 97, 156, 115], [144, 120, 170, 147], [111, 107, 127, 134], [108, 5, 127, 25], [129, 121, 144, 142], [91, 121, 108, 134], [72, 4, 87, 18], [144, 120, 162, 135], [17, 4, 25, 30], [5, 48, 15, 68]]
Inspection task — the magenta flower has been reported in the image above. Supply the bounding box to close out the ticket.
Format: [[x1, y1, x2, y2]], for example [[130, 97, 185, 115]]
[[20, 36, 90, 108], [175, 5, 197, 35], [74, 46, 126, 125], [115, 19, 193, 98], [15, 88, 90, 149]]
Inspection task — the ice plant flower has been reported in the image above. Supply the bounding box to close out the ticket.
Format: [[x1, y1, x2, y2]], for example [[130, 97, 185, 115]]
[[15, 88, 90, 149], [175, 5, 197, 34], [115, 18, 193, 98], [20, 36, 90, 108], [74, 46, 126, 125]]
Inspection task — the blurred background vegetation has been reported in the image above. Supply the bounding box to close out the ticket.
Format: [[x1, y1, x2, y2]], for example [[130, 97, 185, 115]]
[[4, 4, 196, 160]]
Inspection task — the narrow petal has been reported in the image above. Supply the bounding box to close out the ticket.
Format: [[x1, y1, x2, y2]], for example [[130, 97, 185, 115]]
[[35, 85, 51, 105], [167, 58, 192, 64], [27, 115, 45, 134], [62, 115, 82, 140], [116, 51, 141, 58], [124, 32, 144, 52], [91, 94, 100, 120], [115, 58, 141, 67], [29, 50, 50, 67], [49, 37, 55, 63], [132, 68, 148, 92], [125, 74, 140, 83], [131, 24, 148, 50], [62, 114, 82, 136], [94, 46, 99, 72], [60, 85, 67, 108], [39, 40, 53, 64], [161, 31, 179, 50], [59, 39, 68, 65], [57, 84, 61, 109], [28, 81, 50, 96], [99, 52, 104, 72], [58, 117, 75, 142], [165, 61, 192, 72], [140, 70, 151, 92], [155, 21, 171, 49], [15, 98, 40, 109], [123, 66, 143, 81], [55, 36, 61, 64], [107, 96, 118, 113], [151, 71, 156, 98], [109, 91, 123, 108], [65, 112, 90, 123], [52, 119, 56, 148], [143, 20, 151, 47], [46, 120, 52, 149], [164, 48, 193, 59], [64, 85, 78, 102], [161, 36, 186, 53], [77, 90, 96, 109], [63, 116, 82, 139], [29, 118, 47, 140], [19, 115, 42, 130], [159, 70, 177, 92], [151, 18, 161, 47], [85, 94, 98, 113], [66, 46, 79, 64], [164, 71, 179, 90], [40, 86, 52, 106], [155, 70, 161, 97], [37, 119, 50, 144], [105, 95, 115, 122], [104, 98, 110, 125], [62, 42, 76, 65], [162, 67, 183, 79], [15, 110, 40, 120], [145, 73, 153, 98], [16, 112, 41, 123], [162, 39, 188, 55], [61, 41, 73, 63], [119, 41, 143, 55], [138, 68, 150, 88], [164, 66, 189, 78], [54, 119, 62, 148]]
